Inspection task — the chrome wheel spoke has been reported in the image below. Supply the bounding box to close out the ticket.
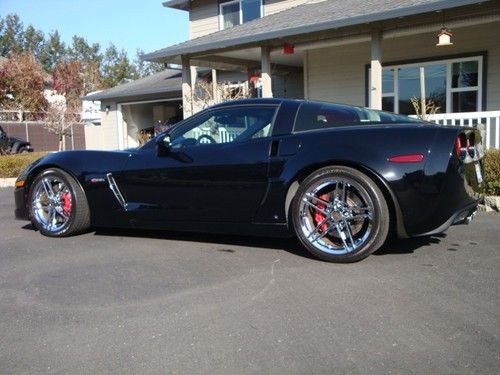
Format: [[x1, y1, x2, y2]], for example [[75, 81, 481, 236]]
[[307, 216, 330, 240], [42, 178, 54, 198], [55, 206, 69, 220], [45, 207, 56, 230], [342, 220, 356, 251], [302, 196, 329, 216], [311, 220, 337, 243]]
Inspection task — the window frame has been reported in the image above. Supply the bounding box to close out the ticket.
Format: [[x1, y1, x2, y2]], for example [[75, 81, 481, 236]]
[[219, 0, 263, 30], [366, 53, 486, 114]]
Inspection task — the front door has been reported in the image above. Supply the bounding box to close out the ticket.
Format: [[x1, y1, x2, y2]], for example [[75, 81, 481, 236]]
[[117, 104, 278, 225]]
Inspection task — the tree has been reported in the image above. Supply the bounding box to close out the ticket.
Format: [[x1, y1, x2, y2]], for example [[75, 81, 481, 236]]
[[40, 30, 66, 72], [0, 14, 24, 56], [187, 79, 251, 113], [21, 25, 45, 59], [53, 60, 84, 112], [134, 49, 164, 78], [43, 90, 80, 151], [0, 53, 48, 113], [68, 36, 101, 93], [100, 44, 137, 88]]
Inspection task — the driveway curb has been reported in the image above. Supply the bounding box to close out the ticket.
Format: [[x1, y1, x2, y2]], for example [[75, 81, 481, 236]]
[[0, 178, 16, 188]]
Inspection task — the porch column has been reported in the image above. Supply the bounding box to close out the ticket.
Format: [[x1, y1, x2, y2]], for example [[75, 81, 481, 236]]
[[261, 46, 273, 98], [211, 69, 218, 102], [181, 55, 193, 119], [370, 30, 382, 110]]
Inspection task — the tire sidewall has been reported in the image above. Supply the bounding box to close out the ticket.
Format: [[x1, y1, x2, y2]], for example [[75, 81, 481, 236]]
[[292, 166, 389, 263]]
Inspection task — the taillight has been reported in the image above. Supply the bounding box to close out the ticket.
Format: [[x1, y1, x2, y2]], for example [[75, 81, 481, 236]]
[[454, 133, 468, 160]]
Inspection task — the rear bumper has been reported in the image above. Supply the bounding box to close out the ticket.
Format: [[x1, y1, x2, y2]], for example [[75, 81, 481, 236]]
[[14, 186, 29, 220], [418, 202, 478, 237]]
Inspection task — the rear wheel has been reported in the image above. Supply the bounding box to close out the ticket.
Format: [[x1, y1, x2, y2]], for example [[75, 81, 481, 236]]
[[18, 146, 29, 153], [292, 166, 389, 262], [28, 168, 90, 237]]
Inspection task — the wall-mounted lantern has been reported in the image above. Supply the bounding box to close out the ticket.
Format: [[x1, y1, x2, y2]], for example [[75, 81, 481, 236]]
[[436, 27, 453, 47]]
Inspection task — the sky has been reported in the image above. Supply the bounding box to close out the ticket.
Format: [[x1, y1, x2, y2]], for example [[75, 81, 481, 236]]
[[0, 0, 189, 59]]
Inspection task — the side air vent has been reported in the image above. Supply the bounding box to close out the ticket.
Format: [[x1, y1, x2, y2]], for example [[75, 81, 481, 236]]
[[106, 173, 127, 209]]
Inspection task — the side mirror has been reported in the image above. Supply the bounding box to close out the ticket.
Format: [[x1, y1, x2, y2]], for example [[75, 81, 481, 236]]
[[156, 135, 171, 156]]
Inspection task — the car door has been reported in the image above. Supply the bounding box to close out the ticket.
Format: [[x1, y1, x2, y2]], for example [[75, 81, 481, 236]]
[[117, 104, 279, 225]]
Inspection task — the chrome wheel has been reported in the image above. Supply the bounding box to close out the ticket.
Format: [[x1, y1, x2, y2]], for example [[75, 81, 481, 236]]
[[297, 177, 374, 255], [31, 175, 73, 234]]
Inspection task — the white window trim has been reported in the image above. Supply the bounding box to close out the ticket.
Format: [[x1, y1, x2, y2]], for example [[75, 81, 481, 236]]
[[219, 0, 263, 31], [373, 55, 483, 113]]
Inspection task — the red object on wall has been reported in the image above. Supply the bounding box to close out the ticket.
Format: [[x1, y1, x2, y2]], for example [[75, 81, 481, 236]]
[[282, 43, 294, 55]]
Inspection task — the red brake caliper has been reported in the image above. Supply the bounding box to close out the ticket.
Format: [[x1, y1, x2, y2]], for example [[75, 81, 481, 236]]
[[62, 191, 72, 216], [313, 194, 329, 232]]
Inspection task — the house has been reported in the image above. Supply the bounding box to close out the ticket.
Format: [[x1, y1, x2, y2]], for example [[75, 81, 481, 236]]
[[142, 0, 500, 149], [82, 69, 183, 149]]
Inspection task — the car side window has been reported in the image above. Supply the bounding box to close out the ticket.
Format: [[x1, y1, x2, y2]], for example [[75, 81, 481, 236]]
[[293, 102, 420, 132], [169, 106, 277, 148]]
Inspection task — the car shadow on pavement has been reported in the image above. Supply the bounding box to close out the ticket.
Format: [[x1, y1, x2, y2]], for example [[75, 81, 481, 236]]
[[22, 223, 446, 261], [93, 227, 318, 260], [374, 233, 446, 256]]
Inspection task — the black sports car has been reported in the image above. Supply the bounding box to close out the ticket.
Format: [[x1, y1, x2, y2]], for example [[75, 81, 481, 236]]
[[14, 99, 483, 262]]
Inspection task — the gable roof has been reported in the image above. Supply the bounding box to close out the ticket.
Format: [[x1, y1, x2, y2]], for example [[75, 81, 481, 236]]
[[144, 0, 487, 62], [83, 69, 182, 101]]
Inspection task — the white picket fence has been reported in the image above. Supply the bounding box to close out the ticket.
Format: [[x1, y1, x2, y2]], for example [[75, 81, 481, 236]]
[[425, 111, 500, 150], [191, 127, 239, 143]]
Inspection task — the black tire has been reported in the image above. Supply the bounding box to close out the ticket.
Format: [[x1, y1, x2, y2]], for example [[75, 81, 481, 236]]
[[18, 146, 29, 153], [28, 168, 90, 237], [292, 166, 389, 263]]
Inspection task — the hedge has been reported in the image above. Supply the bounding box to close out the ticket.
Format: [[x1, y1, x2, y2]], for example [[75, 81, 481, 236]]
[[0, 152, 48, 178], [482, 149, 500, 196]]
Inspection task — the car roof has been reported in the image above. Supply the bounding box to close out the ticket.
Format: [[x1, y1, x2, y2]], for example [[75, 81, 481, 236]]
[[210, 98, 297, 109]]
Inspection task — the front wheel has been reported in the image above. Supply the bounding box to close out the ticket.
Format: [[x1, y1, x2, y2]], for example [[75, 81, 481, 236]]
[[292, 166, 389, 262], [28, 168, 90, 237]]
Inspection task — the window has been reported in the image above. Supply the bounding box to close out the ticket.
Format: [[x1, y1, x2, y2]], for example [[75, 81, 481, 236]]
[[293, 102, 420, 133], [169, 106, 277, 148], [220, 0, 262, 30], [371, 56, 483, 114]]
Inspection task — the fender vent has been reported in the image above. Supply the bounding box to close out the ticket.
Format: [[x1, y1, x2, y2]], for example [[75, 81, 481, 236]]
[[106, 173, 127, 209]]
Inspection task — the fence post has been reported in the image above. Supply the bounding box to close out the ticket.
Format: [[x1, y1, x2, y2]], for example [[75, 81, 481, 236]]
[[25, 122, 29, 141], [71, 124, 75, 150]]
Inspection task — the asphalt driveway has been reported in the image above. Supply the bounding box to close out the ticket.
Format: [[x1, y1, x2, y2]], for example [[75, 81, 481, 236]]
[[0, 187, 499, 374]]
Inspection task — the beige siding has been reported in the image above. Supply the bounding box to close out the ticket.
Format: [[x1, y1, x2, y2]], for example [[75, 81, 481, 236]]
[[307, 42, 369, 105], [189, 0, 219, 39], [83, 124, 104, 150], [306, 22, 500, 111], [99, 101, 120, 150]]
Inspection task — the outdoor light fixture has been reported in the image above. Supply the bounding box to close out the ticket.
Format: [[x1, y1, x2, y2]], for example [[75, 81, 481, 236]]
[[436, 27, 453, 47], [105, 105, 110, 113]]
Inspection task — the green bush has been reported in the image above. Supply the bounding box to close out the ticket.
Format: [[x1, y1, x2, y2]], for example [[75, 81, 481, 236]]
[[0, 152, 48, 178], [482, 149, 500, 196]]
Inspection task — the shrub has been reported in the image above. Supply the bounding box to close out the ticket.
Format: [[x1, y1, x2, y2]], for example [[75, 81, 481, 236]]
[[0, 152, 48, 178], [482, 149, 500, 196]]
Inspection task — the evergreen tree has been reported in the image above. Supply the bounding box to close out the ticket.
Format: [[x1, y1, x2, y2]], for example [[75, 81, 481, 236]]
[[68, 36, 102, 93], [100, 44, 138, 88], [21, 25, 45, 59], [135, 49, 164, 78], [40, 30, 66, 72], [0, 14, 24, 56]]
